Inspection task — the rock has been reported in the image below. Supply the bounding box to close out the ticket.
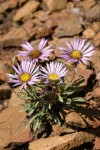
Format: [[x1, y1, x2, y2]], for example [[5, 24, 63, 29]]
[[0, 24, 35, 47], [91, 22, 100, 33], [93, 87, 100, 98], [18, 0, 27, 6], [66, 2, 74, 12], [0, 0, 22, 13], [29, 131, 94, 150], [7, 0, 18, 8], [13, 1, 40, 21], [60, 104, 100, 129], [51, 37, 72, 56], [44, 0, 67, 11], [32, 18, 43, 27], [82, 0, 96, 11], [85, 5, 100, 21], [90, 99, 100, 108], [34, 10, 49, 22], [9, 0, 27, 8], [96, 72, 100, 85], [77, 65, 94, 86], [70, 7, 82, 17], [52, 124, 75, 135], [0, 67, 8, 82], [65, 111, 88, 128], [53, 17, 83, 37], [0, 84, 12, 100], [0, 14, 4, 22], [9, 87, 24, 107], [64, 64, 94, 87], [91, 50, 100, 73], [35, 26, 53, 39], [85, 92, 93, 101], [93, 32, 100, 47], [35, 12, 61, 38], [0, 106, 33, 149], [93, 137, 100, 150], [23, 19, 35, 33], [92, 118, 100, 129], [0, 1, 9, 13], [83, 28, 96, 39]]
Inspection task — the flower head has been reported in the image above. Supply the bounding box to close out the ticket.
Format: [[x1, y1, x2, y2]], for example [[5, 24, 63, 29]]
[[40, 62, 67, 82], [7, 60, 40, 90], [59, 38, 95, 64], [18, 38, 53, 63]]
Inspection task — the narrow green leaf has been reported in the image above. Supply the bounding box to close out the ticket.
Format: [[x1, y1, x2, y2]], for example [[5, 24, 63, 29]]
[[58, 94, 63, 102], [26, 112, 43, 128], [64, 84, 71, 90], [49, 104, 51, 109], [33, 119, 40, 131], [63, 91, 74, 95], [72, 97, 86, 102]]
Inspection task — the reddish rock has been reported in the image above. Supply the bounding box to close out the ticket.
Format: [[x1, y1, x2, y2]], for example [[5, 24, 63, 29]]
[[0, 24, 35, 47], [91, 50, 100, 73], [60, 104, 100, 129], [34, 10, 49, 22], [83, 28, 96, 39], [52, 124, 75, 135], [35, 26, 53, 39], [0, 14, 4, 22], [93, 87, 100, 98], [65, 111, 88, 128], [85, 5, 100, 21], [53, 17, 83, 37], [93, 137, 100, 150], [0, 1, 9, 13], [64, 64, 94, 87], [8, 0, 27, 8], [92, 119, 100, 128], [66, 2, 74, 12], [18, 0, 27, 6], [13, 1, 40, 21], [0, 68, 8, 82], [82, 0, 96, 11], [93, 32, 100, 47], [8, 0, 18, 8], [96, 72, 100, 86], [44, 0, 67, 11], [23, 19, 35, 33], [9, 87, 24, 107], [0, 106, 33, 149], [29, 131, 94, 150], [35, 12, 61, 38], [91, 22, 100, 33]]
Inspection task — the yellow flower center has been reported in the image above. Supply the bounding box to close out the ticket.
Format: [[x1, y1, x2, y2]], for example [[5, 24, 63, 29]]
[[29, 50, 41, 59], [48, 74, 58, 80], [20, 73, 31, 82], [70, 50, 82, 59]]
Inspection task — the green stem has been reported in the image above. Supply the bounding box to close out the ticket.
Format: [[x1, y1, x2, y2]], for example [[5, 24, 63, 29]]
[[24, 88, 34, 99]]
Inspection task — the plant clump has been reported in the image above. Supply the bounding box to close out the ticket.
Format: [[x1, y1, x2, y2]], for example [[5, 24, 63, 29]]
[[7, 38, 95, 131]]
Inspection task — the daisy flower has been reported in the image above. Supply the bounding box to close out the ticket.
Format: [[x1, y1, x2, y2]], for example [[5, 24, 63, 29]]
[[59, 38, 95, 64], [18, 38, 53, 63], [40, 61, 67, 82], [7, 60, 40, 90]]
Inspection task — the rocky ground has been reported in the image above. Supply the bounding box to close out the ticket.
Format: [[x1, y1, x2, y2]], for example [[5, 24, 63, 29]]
[[0, 0, 100, 150]]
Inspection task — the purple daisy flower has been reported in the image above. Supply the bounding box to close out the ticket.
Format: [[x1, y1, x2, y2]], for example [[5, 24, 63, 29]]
[[59, 38, 95, 64], [7, 60, 40, 90], [40, 61, 67, 82], [18, 38, 53, 63]]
